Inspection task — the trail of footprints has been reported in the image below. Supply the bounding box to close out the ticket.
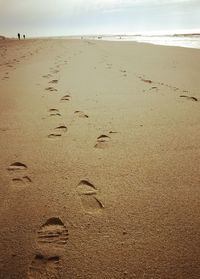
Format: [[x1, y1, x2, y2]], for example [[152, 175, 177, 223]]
[[42, 61, 90, 140], [28, 217, 68, 279], [7, 162, 32, 188], [137, 74, 198, 101]]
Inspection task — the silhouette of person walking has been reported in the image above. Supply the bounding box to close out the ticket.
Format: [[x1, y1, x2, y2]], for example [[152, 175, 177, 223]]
[[18, 33, 20, 40], [23, 34, 25, 39]]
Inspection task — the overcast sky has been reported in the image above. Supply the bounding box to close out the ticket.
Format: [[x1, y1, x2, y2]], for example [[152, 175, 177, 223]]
[[0, 0, 200, 37]]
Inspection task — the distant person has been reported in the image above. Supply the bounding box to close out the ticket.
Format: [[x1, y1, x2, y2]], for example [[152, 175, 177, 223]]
[[23, 34, 25, 39], [18, 33, 20, 40]]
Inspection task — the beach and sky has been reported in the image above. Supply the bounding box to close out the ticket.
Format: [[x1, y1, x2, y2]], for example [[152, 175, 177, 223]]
[[0, 1, 200, 279]]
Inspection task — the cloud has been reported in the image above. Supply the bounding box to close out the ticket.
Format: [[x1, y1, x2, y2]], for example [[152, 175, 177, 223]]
[[0, 0, 199, 36]]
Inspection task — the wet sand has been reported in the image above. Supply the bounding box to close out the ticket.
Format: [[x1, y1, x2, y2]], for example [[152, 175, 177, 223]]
[[0, 38, 200, 278]]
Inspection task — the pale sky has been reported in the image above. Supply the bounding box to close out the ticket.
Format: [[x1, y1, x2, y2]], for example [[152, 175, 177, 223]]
[[0, 0, 200, 37]]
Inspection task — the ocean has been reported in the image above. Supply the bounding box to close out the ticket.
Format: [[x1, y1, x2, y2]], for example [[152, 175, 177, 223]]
[[78, 34, 200, 49]]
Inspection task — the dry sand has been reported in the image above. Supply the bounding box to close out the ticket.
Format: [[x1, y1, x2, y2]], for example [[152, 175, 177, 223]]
[[0, 38, 200, 279]]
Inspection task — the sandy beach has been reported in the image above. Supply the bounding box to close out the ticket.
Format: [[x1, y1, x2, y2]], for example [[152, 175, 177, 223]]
[[0, 38, 200, 278]]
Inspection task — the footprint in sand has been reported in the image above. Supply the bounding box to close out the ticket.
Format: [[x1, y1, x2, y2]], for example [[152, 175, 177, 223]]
[[94, 135, 111, 149], [74, 111, 89, 118], [28, 255, 60, 279], [141, 78, 153, 84], [77, 180, 104, 213], [49, 109, 61, 117], [28, 217, 68, 279], [42, 74, 52, 79], [8, 162, 27, 171], [48, 125, 67, 139], [7, 162, 32, 187], [48, 133, 62, 139], [36, 217, 68, 254], [60, 95, 70, 102], [180, 95, 198, 102], [12, 176, 32, 187], [49, 79, 58, 84], [45, 87, 58, 92]]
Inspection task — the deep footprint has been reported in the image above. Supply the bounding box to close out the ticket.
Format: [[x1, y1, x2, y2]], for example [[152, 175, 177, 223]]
[[8, 162, 27, 171], [28, 254, 60, 279], [37, 217, 68, 254]]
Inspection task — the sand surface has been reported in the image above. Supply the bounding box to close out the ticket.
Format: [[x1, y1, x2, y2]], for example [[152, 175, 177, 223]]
[[0, 38, 200, 278]]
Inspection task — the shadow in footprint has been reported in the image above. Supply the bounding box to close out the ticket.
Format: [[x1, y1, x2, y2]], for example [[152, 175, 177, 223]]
[[74, 111, 89, 118], [54, 125, 67, 132], [180, 95, 198, 102], [141, 78, 153, 84], [77, 180, 103, 213], [60, 95, 70, 102], [49, 109, 61, 117], [8, 162, 27, 171], [49, 79, 58, 84], [45, 87, 58, 92]]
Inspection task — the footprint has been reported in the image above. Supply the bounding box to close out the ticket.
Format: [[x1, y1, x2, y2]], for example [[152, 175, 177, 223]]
[[149, 86, 158, 91], [42, 74, 52, 78], [8, 163, 31, 187], [49, 109, 59, 113], [8, 162, 27, 171], [50, 113, 61, 117], [45, 87, 57, 92], [94, 135, 111, 149], [77, 180, 97, 195], [54, 125, 67, 132], [141, 78, 153, 84], [12, 176, 32, 187], [74, 111, 89, 118], [60, 95, 70, 102], [28, 217, 68, 279], [28, 255, 60, 279], [48, 133, 62, 139], [36, 217, 68, 254], [77, 180, 103, 213], [49, 109, 61, 117], [49, 80, 58, 84], [180, 95, 198, 102]]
